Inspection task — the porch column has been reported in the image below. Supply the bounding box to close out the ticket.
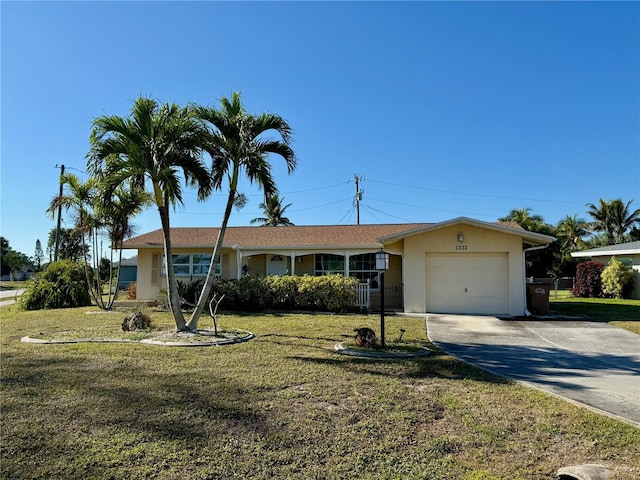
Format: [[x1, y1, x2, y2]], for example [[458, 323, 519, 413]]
[[344, 252, 350, 277], [290, 252, 296, 275], [236, 250, 243, 279]]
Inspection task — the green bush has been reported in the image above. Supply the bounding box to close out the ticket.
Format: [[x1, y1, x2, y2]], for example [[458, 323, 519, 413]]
[[601, 256, 635, 299], [208, 274, 359, 313], [177, 278, 205, 306], [21, 260, 92, 310]]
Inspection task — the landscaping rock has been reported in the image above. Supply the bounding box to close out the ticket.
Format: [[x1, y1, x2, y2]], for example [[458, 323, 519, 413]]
[[557, 464, 611, 480], [121, 311, 151, 331], [354, 327, 377, 348]]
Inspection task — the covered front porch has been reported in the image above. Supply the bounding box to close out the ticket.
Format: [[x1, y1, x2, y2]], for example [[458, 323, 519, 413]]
[[235, 250, 404, 310]]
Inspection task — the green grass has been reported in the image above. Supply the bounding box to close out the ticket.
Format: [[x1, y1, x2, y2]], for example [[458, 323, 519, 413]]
[[549, 289, 640, 334], [1, 305, 639, 479]]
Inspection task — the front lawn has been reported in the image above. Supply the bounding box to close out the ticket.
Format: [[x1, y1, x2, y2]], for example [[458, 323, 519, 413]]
[[550, 290, 640, 334], [1, 305, 639, 479]]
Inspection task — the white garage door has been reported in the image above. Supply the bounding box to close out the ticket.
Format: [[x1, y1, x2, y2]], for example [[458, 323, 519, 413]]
[[425, 253, 508, 315]]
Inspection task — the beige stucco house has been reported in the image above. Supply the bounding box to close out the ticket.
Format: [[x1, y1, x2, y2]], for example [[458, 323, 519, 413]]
[[122, 217, 554, 316], [571, 241, 640, 299]]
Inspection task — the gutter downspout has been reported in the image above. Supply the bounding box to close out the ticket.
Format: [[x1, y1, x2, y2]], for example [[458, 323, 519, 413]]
[[522, 244, 550, 316]]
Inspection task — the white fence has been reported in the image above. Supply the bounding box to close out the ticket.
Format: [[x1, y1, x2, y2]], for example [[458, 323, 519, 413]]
[[355, 283, 371, 309]]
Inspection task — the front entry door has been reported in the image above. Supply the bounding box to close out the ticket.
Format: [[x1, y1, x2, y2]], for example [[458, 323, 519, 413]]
[[267, 254, 287, 276]]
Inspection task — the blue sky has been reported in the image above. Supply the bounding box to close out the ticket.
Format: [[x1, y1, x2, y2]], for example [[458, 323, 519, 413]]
[[2, 1, 639, 258]]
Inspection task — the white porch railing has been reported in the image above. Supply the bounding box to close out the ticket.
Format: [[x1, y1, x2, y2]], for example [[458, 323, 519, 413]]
[[354, 282, 371, 309]]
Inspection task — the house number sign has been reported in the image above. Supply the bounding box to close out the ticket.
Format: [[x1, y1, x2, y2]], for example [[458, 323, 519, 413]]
[[455, 245, 468, 251]]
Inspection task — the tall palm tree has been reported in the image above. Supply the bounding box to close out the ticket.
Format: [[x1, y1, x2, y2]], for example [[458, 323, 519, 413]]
[[556, 214, 590, 251], [46, 173, 104, 305], [187, 92, 297, 330], [586, 198, 614, 245], [250, 194, 294, 226], [95, 183, 152, 308], [87, 97, 212, 330], [586, 198, 640, 245], [609, 199, 640, 244]]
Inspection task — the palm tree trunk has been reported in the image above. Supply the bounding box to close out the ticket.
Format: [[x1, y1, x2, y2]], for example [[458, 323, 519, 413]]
[[105, 243, 122, 310], [158, 205, 187, 331], [187, 188, 236, 331]]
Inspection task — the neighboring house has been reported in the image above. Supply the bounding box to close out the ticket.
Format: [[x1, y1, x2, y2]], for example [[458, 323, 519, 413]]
[[115, 256, 137, 290], [571, 241, 640, 299], [121, 216, 554, 316]]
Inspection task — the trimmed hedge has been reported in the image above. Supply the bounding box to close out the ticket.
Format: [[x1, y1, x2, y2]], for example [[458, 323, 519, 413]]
[[208, 274, 360, 313], [572, 261, 604, 298]]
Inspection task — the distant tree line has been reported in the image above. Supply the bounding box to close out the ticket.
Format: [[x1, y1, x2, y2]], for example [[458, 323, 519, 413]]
[[499, 198, 640, 278]]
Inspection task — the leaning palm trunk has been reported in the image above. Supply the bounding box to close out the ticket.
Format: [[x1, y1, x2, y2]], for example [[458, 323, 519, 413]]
[[158, 206, 188, 331], [82, 221, 108, 310], [107, 246, 123, 307], [187, 188, 236, 331]]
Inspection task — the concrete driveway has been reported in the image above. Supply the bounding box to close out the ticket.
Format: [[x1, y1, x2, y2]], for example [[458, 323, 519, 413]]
[[426, 315, 640, 427]]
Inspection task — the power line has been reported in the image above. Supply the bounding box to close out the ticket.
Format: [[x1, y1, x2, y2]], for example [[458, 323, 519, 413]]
[[367, 196, 498, 219], [179, 196, 353, 215], [362, 204, 415, 223], [366, 178, 585, 205]]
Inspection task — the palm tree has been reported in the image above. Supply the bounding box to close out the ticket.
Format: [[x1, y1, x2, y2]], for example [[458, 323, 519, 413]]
[[499, 208, 545, 232], [587, 198, 640, 245], [586, 198, 614, 245], [609, 199, 640, 243], [250, 194, 294, 226], [95, 183, 152, 308], [87, 97, 212, 330], [187, 92, 297, 330], [556, 215, 590, 251], [46, 173, 104, 305]]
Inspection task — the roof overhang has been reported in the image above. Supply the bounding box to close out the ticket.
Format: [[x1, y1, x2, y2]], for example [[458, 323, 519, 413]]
[[571, 248, 640, 258], [378, 216, 555, 246]]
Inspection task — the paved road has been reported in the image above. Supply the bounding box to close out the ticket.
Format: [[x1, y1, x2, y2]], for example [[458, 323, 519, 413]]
[[0, 288, 25, 307], [426, 315, 640, 427]]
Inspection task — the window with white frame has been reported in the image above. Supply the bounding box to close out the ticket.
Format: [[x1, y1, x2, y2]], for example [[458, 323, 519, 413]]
[[314, 254, 344, 275], [349, 253, 380, 287], [314, 253, 381, 288], [161, 254, 220, 277]]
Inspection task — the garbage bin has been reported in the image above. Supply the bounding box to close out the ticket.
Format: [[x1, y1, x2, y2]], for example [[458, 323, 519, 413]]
[[526, 282, 551, 315]]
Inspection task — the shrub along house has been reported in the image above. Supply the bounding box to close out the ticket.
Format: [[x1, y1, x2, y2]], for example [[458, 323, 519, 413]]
[[121, 217, 554, 316], [571, 241, 640, 299]]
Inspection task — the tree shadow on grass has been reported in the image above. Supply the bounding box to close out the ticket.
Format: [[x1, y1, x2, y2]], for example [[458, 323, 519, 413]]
[[285, 351, 512, 385], [1, 350, 270, 444], [550, 301, 640, 322]]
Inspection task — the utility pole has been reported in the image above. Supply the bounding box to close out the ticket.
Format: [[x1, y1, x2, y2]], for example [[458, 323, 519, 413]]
[[354, 174, 363, 225], [54, 164, 65, 262]]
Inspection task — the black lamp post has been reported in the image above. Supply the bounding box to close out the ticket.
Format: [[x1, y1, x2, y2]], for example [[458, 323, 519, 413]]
[[375, 249, 389, 348]]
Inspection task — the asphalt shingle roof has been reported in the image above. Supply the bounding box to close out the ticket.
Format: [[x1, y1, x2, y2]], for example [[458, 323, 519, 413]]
[[122, 224, 433, 249]]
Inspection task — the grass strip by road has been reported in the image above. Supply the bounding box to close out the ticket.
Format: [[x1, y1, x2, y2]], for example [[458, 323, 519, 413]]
[[1, 304, 639, 479]]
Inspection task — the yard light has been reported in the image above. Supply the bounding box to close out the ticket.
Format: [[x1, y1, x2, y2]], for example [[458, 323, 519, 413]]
[[376, 249, 389, 348]]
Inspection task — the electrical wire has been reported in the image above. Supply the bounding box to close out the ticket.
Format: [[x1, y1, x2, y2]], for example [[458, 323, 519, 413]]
[[366, 196, 498, 219], [362, 204, 415, 223], [366, 178, 585, 205]]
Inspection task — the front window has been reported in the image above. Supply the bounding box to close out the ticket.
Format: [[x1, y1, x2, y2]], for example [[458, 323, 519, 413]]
[[315, 254, 344, 275], [162, 254, 219, 277], [349, 253, 380, 288], [313, 253, 381, 288]]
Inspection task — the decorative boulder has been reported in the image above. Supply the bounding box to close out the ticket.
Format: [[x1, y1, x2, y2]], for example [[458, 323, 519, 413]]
[[122, 311, 151, 331], [354, 327, 378, 348]]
